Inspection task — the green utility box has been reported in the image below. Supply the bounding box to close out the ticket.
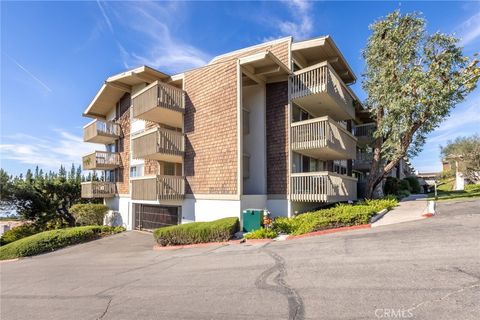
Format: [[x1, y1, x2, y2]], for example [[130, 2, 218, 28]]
[[242, 209, 263, 232]]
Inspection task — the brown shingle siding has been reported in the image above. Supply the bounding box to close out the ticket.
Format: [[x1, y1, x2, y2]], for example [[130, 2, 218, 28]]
[[184, 61, 238, 195], [266, 81, 289, 195]]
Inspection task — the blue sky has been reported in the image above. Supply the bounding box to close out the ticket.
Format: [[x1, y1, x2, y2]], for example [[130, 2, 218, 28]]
[[1, 0, 479, 175]]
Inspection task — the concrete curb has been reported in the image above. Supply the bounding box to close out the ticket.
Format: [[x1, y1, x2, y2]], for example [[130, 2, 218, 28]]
[[244, 238, 274, 244], [153, 239, 242, 251], [369, 209, 389, 223], [286, 224, 371, 240], [0, 258, 19, 263]]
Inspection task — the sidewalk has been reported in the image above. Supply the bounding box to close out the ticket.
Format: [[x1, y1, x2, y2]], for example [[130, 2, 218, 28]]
[[372, 194, 429, 227]]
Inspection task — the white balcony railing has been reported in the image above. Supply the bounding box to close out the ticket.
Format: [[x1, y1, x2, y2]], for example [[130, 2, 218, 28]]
[[289, 62, 355, 119], [132, 127, 184, 161], [291, 116, 357, 160], [354, 122, 376, 138], [82, 151, 120, 170], [83, 119, 120, 144], [131, 175, 185, 201], [290, 171, 357, 202], [81, 181, 116, 198]]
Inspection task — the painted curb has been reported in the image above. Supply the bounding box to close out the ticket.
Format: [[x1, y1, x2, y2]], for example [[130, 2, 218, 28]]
[[422, 213, 434, 218], [153, 239, 242, 251], [286, 224, 372, 240]]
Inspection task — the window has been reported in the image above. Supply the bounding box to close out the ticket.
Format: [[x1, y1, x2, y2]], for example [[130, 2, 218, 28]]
[[163, 162, 175, 176], [243, 154, 250, 179], [243, 109, 250, 135], [130, 164, 144, 178]]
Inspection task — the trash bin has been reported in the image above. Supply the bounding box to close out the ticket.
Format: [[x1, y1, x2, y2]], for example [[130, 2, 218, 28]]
[[242, 209, 263, 232]]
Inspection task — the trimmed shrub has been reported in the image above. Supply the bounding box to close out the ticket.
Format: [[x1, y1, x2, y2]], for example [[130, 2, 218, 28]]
[[0, 223, 39, 246], [70, 204, 109, 226], [273, 198, 398, 236], [465, 184, 480, 193], [384, 177, 400, 195], [397, 190, 411, 199], [362, 198, 399, 212], [153, 217, 239, 246], [244, 228, 278, 239], [0, 226, 124, 260], [399, 179, 411, 192], [404, 176, 421, 194]]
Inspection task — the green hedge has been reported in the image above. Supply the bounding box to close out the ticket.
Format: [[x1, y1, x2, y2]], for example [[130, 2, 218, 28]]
[[70, 204, 109, 226], [0, 223, 39, 246], [0, 226, 124, 260], [153, 217, 239, 246], [273, 198, 398, 236], [404, 176, 421, 194], [244, 228, 278, 239]]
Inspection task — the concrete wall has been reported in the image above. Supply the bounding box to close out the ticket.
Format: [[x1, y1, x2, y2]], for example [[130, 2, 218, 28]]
[[182, 198, 241, 223], [242, 85, 266, 195], [105, 196, 133, 230]]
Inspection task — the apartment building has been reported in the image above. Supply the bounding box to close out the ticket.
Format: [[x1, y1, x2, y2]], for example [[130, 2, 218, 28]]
[[81, 36, 362, 230]]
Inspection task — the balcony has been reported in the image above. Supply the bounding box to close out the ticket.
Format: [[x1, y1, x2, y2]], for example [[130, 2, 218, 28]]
[[131, 175, 185, 201], [291, 116, 357, 160], [290, 62, 355, 120], [81, 181, 116, 198], [132, 127, 184, 163], [354, 122, 376, 146], [83, 119, 120, 144], [290, 171, 357, 202], [353, 152, 373, 171], [132, 80, 184, 127], [82, 151, 120, 170]]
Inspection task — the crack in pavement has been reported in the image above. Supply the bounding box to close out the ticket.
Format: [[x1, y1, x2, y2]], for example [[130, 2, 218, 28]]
[[97, 297, 112, 320], [255, 247, 305, 320]]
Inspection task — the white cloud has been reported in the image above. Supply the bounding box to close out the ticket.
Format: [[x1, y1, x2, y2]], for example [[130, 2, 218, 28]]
[[458, 11, 480, 46], [0, 130, 94, 170], [98, 1, 210, 73], [278, 0, 314, 40]]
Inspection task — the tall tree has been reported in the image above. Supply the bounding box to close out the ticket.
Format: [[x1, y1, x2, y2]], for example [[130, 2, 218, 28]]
[[441, 134, 480, 182], [362, 11, 479, 197]]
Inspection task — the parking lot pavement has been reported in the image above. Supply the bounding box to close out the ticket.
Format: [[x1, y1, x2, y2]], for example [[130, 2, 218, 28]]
[[1, 200, 479, 320]]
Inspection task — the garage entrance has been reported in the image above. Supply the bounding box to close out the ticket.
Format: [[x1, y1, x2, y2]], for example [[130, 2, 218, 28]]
[[133, 204, 179, 231]]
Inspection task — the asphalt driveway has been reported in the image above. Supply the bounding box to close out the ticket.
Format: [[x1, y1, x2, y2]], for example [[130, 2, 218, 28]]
[[1, 200, 479, 320]]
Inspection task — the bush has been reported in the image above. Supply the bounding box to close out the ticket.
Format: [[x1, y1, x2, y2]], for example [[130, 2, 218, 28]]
[[153, 217, 239, 246], [0, 223, 39, 246], [404, 176, 421, 194], [399, 179, 411, 192], [465, 184, 480, 193], [397, 190, 411, 199], [362, 198, 399, 212], [272, 198, 398, 236], [384, 177, 400, 195], [70, 204, 109, 226], [0, 226, 124, 260], [244, 228, 278, 239]]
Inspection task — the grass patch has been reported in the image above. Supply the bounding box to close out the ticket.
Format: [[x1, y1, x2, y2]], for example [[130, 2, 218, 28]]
[[0, 226, 124, 260], [273, 198, 398, 236], [429, 183, 480, 201], [244, 228, 278, 239], [153, 217, 239, 247]]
